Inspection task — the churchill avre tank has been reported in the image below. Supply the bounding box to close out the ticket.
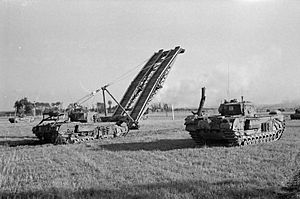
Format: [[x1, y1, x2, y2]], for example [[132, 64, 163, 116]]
[[184, 88, 285, 146], [32, 46, 185, 144], [32, 107, 129, 144]]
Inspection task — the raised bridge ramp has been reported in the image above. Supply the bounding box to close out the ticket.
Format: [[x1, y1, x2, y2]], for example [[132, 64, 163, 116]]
[[112, 49, 164, 117], [113, 46, 184, 124]]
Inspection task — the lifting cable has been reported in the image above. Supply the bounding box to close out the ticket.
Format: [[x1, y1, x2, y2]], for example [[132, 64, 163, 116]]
[[105, 52, 174, 88], [76, 52, 174, 105], [74, 57, 150, 105], [105, 58, 149, 87]]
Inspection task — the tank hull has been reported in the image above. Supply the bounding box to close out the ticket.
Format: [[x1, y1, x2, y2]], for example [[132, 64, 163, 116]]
[[290, 114, 300, 120], [185, 114, 285, 147], [32, 121, 128, 144]]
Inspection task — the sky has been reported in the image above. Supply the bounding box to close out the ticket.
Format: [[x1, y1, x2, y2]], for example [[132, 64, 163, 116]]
[[1, 0, 300, 111]]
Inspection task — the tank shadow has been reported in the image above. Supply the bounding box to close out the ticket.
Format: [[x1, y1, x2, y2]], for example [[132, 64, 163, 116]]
[[201, 140, 238, 148], [0, 135, 36, 139], [0, 137, 42, 147], [91, 138, 227, 152], [0, 179, 280, 199]]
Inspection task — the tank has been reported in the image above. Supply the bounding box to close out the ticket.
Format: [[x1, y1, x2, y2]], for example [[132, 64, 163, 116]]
[[290, 108, 300, 120], [184, 88, 285, 146], [32, 109, 128, 144], [8, 116, 34, 123], [32, 46, 185, 144]]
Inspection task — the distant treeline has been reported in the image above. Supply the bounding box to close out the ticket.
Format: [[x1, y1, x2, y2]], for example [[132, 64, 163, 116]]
[[0, 111, 15, 117]]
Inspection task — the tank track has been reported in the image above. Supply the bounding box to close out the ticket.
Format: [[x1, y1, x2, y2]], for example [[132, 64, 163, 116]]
[[291, 115, 300, 120], [35, 124, 129, 145], [189, 129, 284, 147]]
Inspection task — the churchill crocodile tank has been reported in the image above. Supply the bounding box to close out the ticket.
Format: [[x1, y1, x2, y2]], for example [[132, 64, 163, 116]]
[[184, 88, 285, 146]]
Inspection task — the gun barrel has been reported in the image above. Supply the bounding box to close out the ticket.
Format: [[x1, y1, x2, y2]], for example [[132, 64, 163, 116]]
[[196, 87, 206, 116]]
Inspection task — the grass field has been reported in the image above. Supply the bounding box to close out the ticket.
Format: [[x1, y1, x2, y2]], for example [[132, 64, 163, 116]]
[[0, 112, 299, 199]]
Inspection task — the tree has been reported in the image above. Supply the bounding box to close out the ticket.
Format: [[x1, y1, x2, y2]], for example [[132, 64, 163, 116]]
[[35, 102, 50, 108], [108, 100, 112, 113], [96, 102, 105, 113], [51, 101, 63, 111], [163, 103, 170, 116], [14, 97, 33, 116], [163, 103, 170, 112], [14, 100, 24, 116], [149, 102, 164, 112]]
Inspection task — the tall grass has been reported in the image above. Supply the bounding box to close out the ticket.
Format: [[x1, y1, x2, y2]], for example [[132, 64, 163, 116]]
[[0, 113, 299, 198]]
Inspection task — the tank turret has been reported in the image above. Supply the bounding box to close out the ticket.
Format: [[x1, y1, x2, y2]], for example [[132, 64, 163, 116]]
[[218, 99, 256, 117], [67, 104, 88, 123]]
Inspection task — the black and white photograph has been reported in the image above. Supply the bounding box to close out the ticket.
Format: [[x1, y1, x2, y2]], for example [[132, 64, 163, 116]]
[[0, 0, 299, 198]]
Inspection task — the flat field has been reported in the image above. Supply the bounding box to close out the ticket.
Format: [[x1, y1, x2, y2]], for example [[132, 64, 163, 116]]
[[0, 112, 299, 199]]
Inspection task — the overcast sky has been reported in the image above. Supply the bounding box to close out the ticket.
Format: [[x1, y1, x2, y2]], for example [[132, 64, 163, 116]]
[[1, 0, 300, 110]]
